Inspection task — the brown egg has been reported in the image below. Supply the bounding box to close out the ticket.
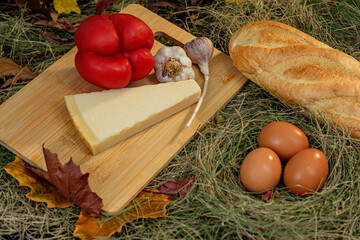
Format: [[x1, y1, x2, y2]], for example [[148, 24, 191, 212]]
[[259, 121, 309, 162], [284, 148, 328, 196], [240, 147, 282, 193]]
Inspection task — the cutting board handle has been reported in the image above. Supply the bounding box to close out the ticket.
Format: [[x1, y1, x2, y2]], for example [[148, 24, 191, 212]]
[[154, 31, 184, 47], [123, 4, 196, 45]]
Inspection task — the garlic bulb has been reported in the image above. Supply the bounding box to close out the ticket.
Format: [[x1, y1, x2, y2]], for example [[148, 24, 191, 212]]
[[154, 46, 195, 83]]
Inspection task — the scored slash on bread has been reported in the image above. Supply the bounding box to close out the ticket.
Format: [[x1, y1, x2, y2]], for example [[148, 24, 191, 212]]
[[229, 21, 360, 139]]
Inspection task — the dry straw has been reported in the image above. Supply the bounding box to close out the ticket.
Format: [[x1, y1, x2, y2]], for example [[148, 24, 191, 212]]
[[0, 0, 359, 239]]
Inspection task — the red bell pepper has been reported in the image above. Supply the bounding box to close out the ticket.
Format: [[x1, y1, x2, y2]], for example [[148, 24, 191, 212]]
[[74, 14, 154, 89]]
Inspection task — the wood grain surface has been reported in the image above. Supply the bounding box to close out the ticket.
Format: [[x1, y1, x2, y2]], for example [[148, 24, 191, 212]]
[[0, 4, 248, 214]]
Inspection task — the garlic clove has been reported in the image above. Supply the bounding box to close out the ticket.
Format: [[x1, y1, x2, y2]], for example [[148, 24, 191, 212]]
[[184, 37, 214, 127], [184, 37, 214, 76]]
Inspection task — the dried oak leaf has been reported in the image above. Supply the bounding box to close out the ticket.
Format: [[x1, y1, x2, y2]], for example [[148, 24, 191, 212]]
[[0, 59, 37, 88], [95, 0, 115, 15], [73, 187, 171, 240], [53, 0, 80, 14], [27, 146, 103, 216], [159, 176, 196, 200], [4, 156, 72, 208]]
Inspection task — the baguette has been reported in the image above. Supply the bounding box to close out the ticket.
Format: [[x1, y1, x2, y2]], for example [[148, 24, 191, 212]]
[[229, 21, 360, 139]]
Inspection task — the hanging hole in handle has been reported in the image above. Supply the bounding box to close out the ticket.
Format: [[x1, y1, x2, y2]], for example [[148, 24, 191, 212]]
[[154, 31, 184, 48]]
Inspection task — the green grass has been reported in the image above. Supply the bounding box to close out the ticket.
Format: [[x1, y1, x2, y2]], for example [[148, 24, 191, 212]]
[[1, 0, 360, 239]]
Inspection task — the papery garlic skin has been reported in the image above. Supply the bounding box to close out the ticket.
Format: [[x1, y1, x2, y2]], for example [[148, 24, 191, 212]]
[[154, 46, 195, 83]]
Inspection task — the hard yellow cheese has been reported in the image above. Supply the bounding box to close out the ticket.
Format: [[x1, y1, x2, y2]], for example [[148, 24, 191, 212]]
[[64, 80, 201, 155]]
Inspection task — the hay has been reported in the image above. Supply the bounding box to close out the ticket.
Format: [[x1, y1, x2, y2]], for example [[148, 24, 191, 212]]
[[0, 0, 359, 238]]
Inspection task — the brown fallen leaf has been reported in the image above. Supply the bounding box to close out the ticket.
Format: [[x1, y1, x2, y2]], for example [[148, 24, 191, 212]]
[[95, 0, 115, 15], [15, 0, 53, 16], [38, 30, 75, 45], [190, 0, 201, 5], [159, 176, 196, 200], [4, 156, 72, 208], [147, 1, 178, 8], [0, 59, 35, 77], [144, 1, 187, 13], [0, 59, 37, 88], [261, 190, 272, 201], [32, 18, 64, 30], [63, 20, 80, 29], [73, 188, 171, 240], [32, 13, 78, 33], [27, 146, 103, 216]]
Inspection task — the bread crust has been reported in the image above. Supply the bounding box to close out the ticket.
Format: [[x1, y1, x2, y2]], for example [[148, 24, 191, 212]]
[[229, 21, 360, 139]]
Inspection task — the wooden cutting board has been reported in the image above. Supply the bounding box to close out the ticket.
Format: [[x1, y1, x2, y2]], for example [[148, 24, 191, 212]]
[[0, 4, 247, 214]]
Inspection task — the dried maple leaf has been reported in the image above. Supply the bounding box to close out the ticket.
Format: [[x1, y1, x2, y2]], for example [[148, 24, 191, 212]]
[[95, 0, 115, 15], [4, 156, 72, 208], [159, 176, 196, 200], [73, 188, 171, 240], [27, 146, 103, 216], [53, 0, 81, 14], [0, 59, 37, 88]]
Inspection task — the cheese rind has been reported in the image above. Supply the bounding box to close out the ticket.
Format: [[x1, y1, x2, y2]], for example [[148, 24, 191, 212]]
[[65, 80, 201, 154]]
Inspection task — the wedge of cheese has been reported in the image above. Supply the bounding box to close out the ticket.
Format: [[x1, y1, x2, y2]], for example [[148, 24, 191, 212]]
[[64, 80, 201, 155]]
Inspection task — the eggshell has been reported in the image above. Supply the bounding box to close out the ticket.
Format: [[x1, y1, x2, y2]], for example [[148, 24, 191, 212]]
[[284, 148, 328, 196], [258, 121, 309, 161], [240, 147, 282, 193]]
